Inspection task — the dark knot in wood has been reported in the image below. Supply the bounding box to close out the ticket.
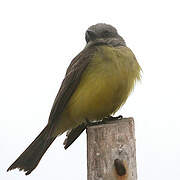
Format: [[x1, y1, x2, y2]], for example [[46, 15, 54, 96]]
[[114, 159, 126, 176]]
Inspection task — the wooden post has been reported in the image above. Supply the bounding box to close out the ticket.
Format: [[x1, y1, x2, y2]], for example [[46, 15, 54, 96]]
[[87, 117, 137, 180]]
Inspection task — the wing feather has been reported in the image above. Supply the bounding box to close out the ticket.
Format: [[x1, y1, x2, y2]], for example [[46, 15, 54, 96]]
[[48, 47, 96, 125]]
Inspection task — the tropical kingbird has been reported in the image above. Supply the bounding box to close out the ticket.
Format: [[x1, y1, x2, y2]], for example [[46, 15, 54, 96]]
[[7, 23, 141, 175]]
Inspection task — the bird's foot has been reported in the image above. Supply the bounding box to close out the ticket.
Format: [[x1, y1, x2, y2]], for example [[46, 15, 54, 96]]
[[85, 119, 104, 126], [86, 115, 123, 126], [103, 115, 123, 122]]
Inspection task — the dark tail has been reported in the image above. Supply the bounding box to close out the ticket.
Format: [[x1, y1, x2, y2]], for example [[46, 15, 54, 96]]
[[7, 125, 56, 175], [63, 123, 86, 149]]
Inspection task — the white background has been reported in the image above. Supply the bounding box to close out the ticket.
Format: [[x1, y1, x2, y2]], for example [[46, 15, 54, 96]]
[[1, 0, 180, 179]]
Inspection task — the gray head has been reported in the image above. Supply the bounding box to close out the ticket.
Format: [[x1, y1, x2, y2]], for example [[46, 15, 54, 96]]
[[85, 23, 126, 47]]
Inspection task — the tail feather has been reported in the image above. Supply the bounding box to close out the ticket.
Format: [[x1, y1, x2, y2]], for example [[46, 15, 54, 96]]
[[7, 125, 56, 175], [63, 123, 86, 149]]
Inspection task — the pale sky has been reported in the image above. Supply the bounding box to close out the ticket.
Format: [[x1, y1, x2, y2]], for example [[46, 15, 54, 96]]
[[1, 0, 180, 179]]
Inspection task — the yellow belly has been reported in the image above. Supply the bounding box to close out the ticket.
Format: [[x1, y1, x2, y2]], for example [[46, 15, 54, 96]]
[[62, 46, 141, 127]]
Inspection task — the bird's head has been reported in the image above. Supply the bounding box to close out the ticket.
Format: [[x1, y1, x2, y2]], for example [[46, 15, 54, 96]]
[[85, 23, 126, 47]]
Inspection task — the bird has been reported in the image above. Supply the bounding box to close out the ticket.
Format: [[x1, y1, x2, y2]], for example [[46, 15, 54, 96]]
[[7, 23, 141, 175]]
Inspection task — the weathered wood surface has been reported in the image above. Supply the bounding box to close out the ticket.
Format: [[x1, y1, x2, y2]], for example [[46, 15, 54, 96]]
[[87, 118, 137, 180]]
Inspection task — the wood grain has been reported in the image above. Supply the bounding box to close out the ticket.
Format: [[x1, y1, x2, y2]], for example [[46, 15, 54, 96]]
[[87, 118, 137, 180]]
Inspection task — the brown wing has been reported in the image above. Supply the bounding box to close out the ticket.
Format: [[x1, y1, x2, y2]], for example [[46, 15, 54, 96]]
[[48, 46, 96, 125]]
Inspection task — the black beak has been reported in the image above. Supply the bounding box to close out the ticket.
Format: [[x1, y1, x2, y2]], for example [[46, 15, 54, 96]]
[[85, 30, 97, 43]]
